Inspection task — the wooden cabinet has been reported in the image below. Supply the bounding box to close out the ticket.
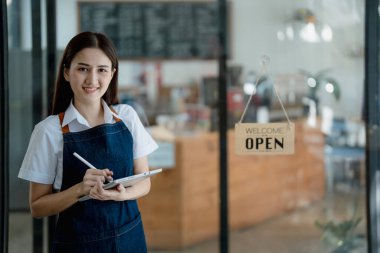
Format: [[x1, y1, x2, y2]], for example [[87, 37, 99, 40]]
[[138, 120, 325, 250]]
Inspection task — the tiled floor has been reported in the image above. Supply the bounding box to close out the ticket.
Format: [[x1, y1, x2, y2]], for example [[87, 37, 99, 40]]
[[150, 204, 325, 253], [8, 192, 367, 253], [150, 194, 367, 253], [8, 212, 33, 253]]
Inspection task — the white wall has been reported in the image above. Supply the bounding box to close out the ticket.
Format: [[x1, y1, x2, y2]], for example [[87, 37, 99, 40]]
[[229, 0, 364, 119], [56, 0, 364, 119]]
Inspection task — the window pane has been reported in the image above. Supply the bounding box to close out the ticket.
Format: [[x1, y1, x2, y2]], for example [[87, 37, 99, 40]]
[[229, 0, 366, 252]]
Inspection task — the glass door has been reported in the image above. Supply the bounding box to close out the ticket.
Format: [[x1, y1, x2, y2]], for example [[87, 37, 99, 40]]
[[228, 0, 367, 252], [7, 0, 47, 252]]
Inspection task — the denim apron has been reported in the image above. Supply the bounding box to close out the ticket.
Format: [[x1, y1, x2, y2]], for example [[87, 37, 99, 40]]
[[53, 112, 147, 253]]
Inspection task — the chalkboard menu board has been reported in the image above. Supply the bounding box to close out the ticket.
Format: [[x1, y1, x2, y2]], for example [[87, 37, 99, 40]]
[[79, 2, 219, 59]]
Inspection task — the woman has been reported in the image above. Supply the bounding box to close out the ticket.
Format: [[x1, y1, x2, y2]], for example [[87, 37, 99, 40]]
[[18, 31, 158, 252]]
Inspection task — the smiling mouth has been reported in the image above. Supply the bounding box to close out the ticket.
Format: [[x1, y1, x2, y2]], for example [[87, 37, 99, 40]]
[[83, 87, 99, 93]]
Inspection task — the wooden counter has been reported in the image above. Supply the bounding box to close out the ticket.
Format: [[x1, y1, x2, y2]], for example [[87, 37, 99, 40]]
[[138, 120, 325, 250]]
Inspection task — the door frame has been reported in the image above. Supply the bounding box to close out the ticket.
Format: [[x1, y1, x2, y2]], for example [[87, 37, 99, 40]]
[[365, 0, 380, 252], [0, 0, 9, 252]]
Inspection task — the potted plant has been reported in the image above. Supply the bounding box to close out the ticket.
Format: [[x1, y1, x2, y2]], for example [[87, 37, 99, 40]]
[[300, 69, 341, 114], [315, 217, 365, 253]]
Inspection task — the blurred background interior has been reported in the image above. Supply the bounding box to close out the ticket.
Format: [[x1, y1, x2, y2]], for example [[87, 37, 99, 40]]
[[4, 0, 372, 252]]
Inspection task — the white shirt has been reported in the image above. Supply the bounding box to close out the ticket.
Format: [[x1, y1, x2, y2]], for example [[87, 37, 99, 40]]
[[18, 100, 158, 190]]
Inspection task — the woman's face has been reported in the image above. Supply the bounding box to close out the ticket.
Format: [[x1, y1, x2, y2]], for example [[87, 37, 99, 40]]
[[64, 47, 115, 106]]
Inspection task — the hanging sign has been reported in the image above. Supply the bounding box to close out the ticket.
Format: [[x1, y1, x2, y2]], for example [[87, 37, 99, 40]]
[[235, 122, 295, 155], [235, 55, 295, 155]]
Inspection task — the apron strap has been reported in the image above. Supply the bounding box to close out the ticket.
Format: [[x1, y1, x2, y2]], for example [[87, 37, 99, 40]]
[[58, 112, 70, 134], [110, 106, 122, 123]]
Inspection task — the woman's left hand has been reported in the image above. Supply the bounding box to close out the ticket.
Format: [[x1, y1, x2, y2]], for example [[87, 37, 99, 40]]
[[89, 180, 128, 201], [89, 157, 151, 201]]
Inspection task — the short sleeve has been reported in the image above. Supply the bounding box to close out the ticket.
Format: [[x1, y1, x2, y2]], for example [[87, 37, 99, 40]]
[[114, 104, 158, 159], [18, 116, 62, 185]]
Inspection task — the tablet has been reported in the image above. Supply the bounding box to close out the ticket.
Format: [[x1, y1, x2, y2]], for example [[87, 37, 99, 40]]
[[79, 168, 162, 202]]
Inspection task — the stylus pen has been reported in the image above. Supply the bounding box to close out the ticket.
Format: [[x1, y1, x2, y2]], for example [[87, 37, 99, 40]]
[[73, 152, 97, 169], [73, 152, 113, 182]]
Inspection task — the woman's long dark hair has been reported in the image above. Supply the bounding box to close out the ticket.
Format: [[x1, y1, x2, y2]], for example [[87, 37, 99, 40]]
[[51, 32, 119, 115]]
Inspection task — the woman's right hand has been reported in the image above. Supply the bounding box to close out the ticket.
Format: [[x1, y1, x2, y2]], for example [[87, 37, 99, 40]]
[[80, 168, 113, 195], [29, 168, 113, 217]]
